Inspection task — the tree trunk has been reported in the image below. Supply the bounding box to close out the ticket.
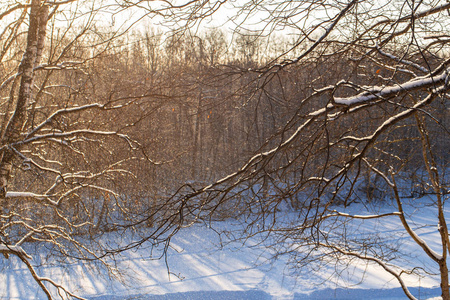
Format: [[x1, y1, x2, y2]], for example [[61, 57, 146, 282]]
[[440, 259, 450, 300], [0, 0, 48, 198], [415, 115, 449, 300]]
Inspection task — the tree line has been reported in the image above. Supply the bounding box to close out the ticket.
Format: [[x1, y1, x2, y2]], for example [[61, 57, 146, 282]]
[[0, 0, 448, 299]]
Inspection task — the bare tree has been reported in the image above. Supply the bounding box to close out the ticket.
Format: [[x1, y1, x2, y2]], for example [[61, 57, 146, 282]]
[[1, 0, 449, 299], [0, 1, 188, 298], [160, 1, 450, 299]]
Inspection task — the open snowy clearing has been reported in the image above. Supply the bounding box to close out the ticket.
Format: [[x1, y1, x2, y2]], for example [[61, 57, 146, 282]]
[[0, 196, 447, 300]]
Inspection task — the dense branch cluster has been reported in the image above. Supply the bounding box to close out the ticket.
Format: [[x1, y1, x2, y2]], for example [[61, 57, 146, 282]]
[[0, 0, 448, 299]]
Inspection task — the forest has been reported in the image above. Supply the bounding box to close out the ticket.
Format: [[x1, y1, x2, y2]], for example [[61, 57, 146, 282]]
[[0, 0, 449, 299]]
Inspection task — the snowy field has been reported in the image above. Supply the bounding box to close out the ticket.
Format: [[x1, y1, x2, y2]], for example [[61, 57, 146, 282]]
[[0, 196, 446, 300]]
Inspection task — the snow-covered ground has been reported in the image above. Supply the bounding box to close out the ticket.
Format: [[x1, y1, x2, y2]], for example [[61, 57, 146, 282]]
[[0, 196, 446, 300]]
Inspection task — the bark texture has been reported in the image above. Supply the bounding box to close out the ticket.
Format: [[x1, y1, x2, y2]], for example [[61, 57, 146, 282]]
[[0, 0, 48, 198]]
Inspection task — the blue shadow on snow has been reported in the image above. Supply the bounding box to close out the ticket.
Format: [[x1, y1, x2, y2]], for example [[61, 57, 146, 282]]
[[89, 286, 442, 299], [90, 290, 272, 300], [294, 286, 442, 299]]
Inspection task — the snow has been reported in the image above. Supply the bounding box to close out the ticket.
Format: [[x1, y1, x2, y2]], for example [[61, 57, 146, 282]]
[[333, 69, 449, 105], [0, 245, 30, 258], [0, 196, 446, 300]]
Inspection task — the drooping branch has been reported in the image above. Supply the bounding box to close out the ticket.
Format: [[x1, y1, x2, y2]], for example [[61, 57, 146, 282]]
[[319, 243, 418, 300]]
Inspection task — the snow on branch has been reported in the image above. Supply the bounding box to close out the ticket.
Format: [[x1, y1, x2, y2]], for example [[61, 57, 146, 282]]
[[334, 69, 449, 105], [376, 44, 429, 74], [26, 103, 105, 139], [15, 129, 136, 148], [325, 211, 401, 220], [336, 88, 442, 146], [6, 191, 49, 199], [0, 243, 31, 259], [0, 62, 83, 93], [56, 184, 118, 206], [11, 146, 61, 175], [5, 191, 58, 206]]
